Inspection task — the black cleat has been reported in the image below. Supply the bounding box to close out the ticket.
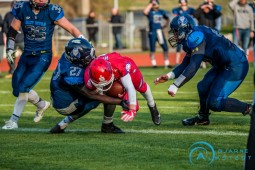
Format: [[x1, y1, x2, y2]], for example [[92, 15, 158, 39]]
[[182, 115, 210, 126], [101, 122, 124, 133], [148, 104, 161, 125], [50, 124, 65, 134]]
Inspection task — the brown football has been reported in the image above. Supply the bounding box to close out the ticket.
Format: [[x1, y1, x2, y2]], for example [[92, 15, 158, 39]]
[[105, 81, 125, 98]]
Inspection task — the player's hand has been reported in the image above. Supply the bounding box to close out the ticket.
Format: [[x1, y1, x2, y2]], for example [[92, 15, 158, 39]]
[[154, 74, 169, 85], [120, 100, 129, 111], [121, 109, 136, 122], [168, 84, 178, 97], [6, 49, 15, 64]]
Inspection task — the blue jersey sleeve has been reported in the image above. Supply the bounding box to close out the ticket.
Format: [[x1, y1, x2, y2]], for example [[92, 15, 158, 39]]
[[12, 1, 27, 21], [172, 8, 179, 15], [48, 4, 64, 21]]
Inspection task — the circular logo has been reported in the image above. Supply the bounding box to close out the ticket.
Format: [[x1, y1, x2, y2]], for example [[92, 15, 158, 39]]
[[189, 141, 216, 165]]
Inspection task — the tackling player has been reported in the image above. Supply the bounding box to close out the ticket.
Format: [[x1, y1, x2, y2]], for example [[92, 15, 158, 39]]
[[50, 38, 128, 133], [2, 0, 86, 129], [85, 52, 161, 125], [154, 14, 254, 125]]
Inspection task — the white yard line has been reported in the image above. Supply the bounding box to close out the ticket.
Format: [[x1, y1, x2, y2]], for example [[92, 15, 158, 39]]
[[2, 127, 247, 136]]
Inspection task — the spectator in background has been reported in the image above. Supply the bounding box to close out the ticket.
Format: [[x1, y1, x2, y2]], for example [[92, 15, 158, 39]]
[[144, 0, 171, 69], [109, 8, 124, 50], [172, 0, 195, 66], [229, 0, 254, 58], [3, 1, 24, 79], [0, 14, 4, 78], [193, 0, 221, 68], [86, 10, 98, 47]]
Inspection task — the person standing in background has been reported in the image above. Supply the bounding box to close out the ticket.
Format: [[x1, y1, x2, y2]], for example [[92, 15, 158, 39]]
[[172, 0, 195, 66], [109, 8, 124, 50], [3, 1, 24, 79], [86, 10, 98, 47], [0, 14, 4, 78], [144, 0, 171, 69], [229, 0, 254, 58]]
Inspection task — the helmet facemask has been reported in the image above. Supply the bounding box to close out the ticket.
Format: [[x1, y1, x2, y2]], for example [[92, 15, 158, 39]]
[[90, 73, 114, 92], [30, 0, 50, 10]]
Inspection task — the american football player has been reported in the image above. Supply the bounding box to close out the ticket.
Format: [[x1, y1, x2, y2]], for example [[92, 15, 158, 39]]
[[49, 38, 129, 133], [85, 52, 161, 125], [2, 0, 85, 129], [143, 0, 171, 68], [154, 14, 254, 125]]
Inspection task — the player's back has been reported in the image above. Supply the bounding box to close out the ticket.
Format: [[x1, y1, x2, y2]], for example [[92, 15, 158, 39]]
[[184, 26, 247, 67], [50, 53, 86, 92]]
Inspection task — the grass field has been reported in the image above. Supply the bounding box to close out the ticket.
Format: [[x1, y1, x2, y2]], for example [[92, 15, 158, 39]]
[[0, 64, 254, 170]]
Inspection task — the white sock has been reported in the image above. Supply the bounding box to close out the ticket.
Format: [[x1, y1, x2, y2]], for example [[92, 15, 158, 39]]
[[103, 116, 113, 124], [164, 59, 169, 67], [28, 90, 45, 108], [141, 84, 155, 107], [58, 116, 75, 129], [10, 93, 28, 122]]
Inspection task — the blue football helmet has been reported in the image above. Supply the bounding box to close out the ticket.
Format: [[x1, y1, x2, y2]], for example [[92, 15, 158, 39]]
[[168, 14, 196, 47], [65, 38, 95, 67], [29, 0, 50, 10]]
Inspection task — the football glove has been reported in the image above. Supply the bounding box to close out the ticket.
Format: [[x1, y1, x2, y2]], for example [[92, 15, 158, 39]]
[[168, 84, 178, 97], [6, 49, 15, 64], [121, 109, 136, 122]]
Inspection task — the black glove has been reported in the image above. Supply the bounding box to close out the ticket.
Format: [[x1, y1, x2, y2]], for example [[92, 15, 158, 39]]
[[120, 100, 129, 111]]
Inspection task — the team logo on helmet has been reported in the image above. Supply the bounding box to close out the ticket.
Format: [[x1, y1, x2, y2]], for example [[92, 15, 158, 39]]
[[178, 16, 188, 26], [99, 75, 106, 82], [71, 47, 80, 58]]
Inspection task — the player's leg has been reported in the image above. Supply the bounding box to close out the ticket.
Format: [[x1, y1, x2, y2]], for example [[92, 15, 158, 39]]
[[131, 68, 160, 125], [175, 44, 182, 66], [50, 97, 100, 133], [182, 67, 218, 126], [149, 32, 157, 68], [21, 54, 52, 122], [158, 31, 171, 69], [101, 104, 124, 133], [2, 54, 27, 129], [207, 61, 251, 115]]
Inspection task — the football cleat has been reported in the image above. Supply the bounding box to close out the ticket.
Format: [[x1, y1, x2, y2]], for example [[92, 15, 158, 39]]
[[34, 101, 50, 123], [2, 120, 18, 130], [101, 122, 124, 133], [50, 124, 66, 134], [182, 114, 210, 126], [148, 104, 161, 125]]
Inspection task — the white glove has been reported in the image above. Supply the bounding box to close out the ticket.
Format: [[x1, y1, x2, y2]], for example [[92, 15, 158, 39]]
[[6, 49, 15, 64], [168, 84, 178, 97]]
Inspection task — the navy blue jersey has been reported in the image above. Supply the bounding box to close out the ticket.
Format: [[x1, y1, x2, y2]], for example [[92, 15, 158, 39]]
[[50, 53, 86, 94], [182, 26, 247, 67], [12, 1, 64, 53], [146, 9, 169, 31], [172, 7, 195, 16]]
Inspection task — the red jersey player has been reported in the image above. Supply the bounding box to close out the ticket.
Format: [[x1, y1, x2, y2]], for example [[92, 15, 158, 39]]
[[84, 52, 160, 124]]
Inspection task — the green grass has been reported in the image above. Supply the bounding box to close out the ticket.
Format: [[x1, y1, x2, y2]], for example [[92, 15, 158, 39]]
[[0, 64, 254, 170]]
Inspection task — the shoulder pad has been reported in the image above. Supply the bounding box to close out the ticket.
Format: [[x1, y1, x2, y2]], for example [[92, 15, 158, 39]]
[[12, 1, 27, 20], [187, 31, 204, 49], [49, 4, 64, 21]]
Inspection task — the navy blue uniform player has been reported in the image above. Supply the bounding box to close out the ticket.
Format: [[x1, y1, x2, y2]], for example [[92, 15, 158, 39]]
[[50, 38, 128, 133], [2, 0, 85, 130], [154, 15, 254, 125], [144, 0, 170, 68]]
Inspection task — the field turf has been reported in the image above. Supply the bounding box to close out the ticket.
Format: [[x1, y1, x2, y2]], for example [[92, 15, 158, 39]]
[[0, 64, 253, 170]]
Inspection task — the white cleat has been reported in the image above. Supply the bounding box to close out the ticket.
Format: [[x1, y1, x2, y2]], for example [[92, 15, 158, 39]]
[[34, 101, 50, 123], [2, 120, 18, 130]]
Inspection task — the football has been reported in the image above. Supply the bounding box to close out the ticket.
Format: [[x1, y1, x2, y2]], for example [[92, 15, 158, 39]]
[[105, 81, 125, 98]]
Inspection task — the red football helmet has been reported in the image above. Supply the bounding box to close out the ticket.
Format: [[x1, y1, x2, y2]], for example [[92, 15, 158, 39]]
[[89, 58, 114, 92]]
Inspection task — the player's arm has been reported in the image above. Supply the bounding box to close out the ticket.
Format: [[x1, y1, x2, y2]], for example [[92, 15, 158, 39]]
[[168, 33, 206, 96], [144, 2, 153, 15], [154, 55, 190, 84], [6, 18, 21, 64], [120, 73, 137, 110], [55, 17, 83, 38]]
